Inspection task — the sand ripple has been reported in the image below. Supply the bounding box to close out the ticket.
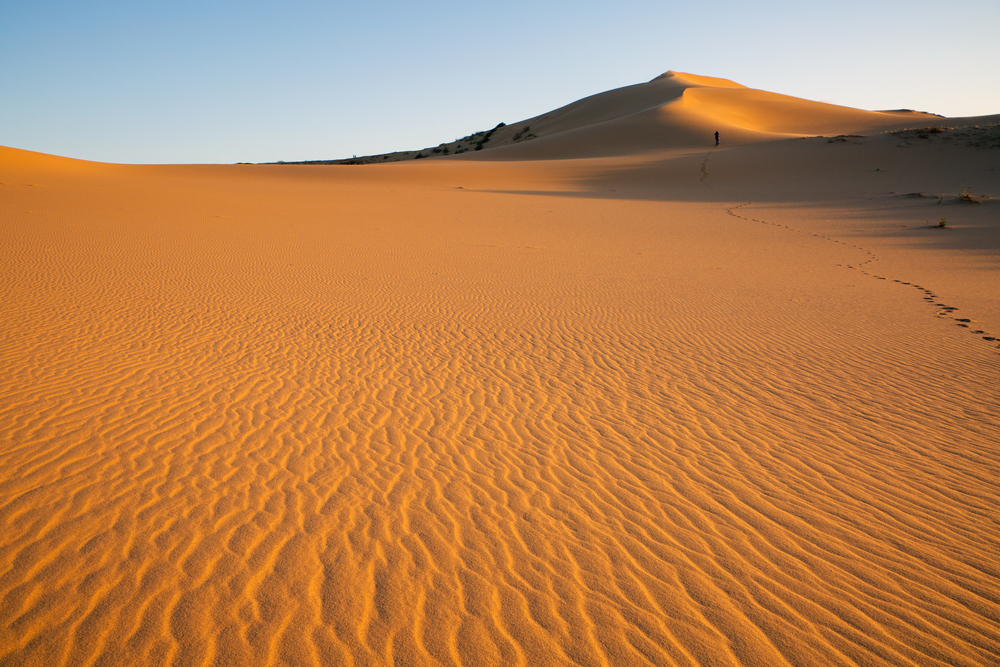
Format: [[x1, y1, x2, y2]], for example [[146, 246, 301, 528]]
[[1, 155, 998, 666]]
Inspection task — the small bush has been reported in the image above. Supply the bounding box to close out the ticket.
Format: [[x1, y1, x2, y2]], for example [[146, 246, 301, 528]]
[[958, 188, 979, 203]]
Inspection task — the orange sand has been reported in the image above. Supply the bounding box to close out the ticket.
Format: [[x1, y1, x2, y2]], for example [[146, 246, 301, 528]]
[[1, 73, 998, 667]]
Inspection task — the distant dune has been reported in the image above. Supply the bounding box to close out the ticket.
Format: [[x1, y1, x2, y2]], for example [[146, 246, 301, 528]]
[[313, 71, 997, 163], [1, 72, 998, 667]]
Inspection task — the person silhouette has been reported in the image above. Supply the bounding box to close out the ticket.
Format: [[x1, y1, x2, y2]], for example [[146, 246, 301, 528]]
[[715, 131, 720, 146]]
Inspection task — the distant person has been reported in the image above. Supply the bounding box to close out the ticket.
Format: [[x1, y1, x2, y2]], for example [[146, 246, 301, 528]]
[[715, 131, 720, 147]]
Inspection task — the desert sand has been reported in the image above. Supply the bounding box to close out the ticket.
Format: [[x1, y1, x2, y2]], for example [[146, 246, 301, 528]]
[[1, 72, 998, 667]]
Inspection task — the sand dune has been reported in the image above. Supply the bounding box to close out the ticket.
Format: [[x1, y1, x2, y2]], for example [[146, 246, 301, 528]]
[[451, 71, 974, 159], [320, 72, 976, 164], [1, 72, 999, 667]]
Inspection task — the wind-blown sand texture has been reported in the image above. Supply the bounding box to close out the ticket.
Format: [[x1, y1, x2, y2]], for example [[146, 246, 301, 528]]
[[1, 73, 999, 667]]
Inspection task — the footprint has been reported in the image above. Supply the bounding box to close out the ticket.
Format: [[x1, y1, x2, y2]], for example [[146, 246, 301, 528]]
[[710, 159, 994, 352]]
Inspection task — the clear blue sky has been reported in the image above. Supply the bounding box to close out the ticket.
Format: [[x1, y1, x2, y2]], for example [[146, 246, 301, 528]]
[[3, 0, 998, 164]]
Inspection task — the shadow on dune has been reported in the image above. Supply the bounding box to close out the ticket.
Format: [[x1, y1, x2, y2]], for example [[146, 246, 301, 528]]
[[472, 136, 1000, 255], [479, 131, 998, 198]]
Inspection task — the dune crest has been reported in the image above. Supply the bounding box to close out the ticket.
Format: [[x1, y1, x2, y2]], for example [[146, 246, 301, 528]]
[[653, 70, 748, 89], [446, 71, 973, 160], [314, 71, 994, 165]]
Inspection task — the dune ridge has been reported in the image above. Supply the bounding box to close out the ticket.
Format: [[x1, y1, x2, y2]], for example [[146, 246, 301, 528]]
[[484, 71, 985, 159], [325, 71, 988, 164], [1, 70, 999, 667]]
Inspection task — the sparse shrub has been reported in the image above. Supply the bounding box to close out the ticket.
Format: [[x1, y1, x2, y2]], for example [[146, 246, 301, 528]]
[[937, 217, 949, 228], [958, 188, 979, 203]]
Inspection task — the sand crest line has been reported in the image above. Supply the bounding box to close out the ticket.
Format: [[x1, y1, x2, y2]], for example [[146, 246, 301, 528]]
[[699, 150, 999, 352]]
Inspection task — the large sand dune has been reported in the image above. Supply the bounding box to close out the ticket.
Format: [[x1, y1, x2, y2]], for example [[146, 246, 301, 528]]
[[1, 73, 998, 666]]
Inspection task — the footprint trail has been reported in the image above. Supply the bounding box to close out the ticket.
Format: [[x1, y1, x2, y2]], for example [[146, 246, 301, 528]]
[[700, 151, 1000, 351]]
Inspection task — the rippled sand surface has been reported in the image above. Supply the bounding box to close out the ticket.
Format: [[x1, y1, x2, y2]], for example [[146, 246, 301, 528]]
[[1, 141, 998, 666]]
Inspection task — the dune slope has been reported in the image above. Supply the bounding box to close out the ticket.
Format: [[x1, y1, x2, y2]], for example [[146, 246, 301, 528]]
[[449, 71, 965, 159], [1, 74, 999, 667], [321, 72, 971, 164]]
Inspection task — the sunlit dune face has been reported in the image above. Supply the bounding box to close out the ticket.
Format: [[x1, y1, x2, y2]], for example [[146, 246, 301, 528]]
[[1, 73, 998, 667]]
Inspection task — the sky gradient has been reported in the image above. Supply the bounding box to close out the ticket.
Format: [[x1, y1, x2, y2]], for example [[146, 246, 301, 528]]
[[3, 0, 998, 164]]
